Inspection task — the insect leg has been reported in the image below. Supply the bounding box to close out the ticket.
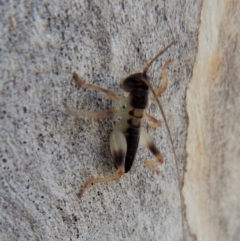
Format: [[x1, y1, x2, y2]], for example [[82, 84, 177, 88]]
[[72, 72, 120, 103], [66, 108, 118, 120], [139, 128, 163, 174], [78, 130, 127, 198], [110, 129, 127, 172], [78, 168, 124, 198], [149, 58, 172, 99], [144, 113, 161, 128]]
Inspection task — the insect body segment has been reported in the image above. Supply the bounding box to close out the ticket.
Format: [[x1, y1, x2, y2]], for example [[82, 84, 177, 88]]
[[69, 43, 174, 198], [115, 74, 148, 173]]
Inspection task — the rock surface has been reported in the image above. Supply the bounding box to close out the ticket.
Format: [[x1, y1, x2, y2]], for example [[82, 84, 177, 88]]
[[1, 1, 201, 240]]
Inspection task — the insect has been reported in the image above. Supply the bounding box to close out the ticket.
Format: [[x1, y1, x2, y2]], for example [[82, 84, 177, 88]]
[[67, 41, 179, 197], [67, 41, 185, 239]]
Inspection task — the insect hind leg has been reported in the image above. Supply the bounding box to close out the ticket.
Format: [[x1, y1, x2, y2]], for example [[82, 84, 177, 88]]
[[140, 128, 163, 174], [78, 129, 127, 198], [78, 168, 124, 198]]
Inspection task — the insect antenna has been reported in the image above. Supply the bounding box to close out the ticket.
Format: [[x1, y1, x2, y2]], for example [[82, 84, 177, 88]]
[[143, 41, 175, 74], [142, 42, 185, 241]]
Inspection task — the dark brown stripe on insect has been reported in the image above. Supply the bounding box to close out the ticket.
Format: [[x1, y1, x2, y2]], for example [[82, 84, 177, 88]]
[[125, 127, 140, 173], [129, 89, 149, 109]]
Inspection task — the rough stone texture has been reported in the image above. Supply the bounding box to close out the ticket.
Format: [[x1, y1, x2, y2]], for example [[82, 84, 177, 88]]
[[183, 0, 240, 241], [0, 1, 201, 241]]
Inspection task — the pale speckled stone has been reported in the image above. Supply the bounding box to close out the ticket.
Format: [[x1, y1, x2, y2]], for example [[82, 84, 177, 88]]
[[0, 1, 201, 241]]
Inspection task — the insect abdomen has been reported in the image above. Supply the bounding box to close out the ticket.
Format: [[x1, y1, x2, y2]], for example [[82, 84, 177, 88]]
[[124, 123, 140, 173], [121, 76, 150, 173], [124, 107, 145, 173]]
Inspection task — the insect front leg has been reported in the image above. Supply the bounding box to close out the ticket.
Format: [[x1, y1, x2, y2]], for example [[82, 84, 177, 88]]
[[78, 129, 126, 198], [67, 72, 123, 120], [139, 128, 163, 174], [149, 58, 172, 99], [72, 72, 120, 103]]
